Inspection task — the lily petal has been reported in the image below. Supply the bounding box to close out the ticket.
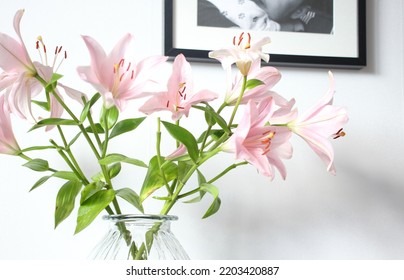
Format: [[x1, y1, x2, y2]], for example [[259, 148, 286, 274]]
[[0, 95, 20, 155], [288, 72, 349, 174]]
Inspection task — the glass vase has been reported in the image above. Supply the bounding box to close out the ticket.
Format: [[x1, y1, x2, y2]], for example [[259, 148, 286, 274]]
[[90, 214, 189, 260]]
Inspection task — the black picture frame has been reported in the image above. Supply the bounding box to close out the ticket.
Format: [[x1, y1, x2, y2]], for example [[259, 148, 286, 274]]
[[164, 0, 366, 69]]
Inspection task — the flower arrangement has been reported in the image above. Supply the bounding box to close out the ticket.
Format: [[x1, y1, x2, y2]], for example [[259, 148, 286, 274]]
[[0, 9, 348, 246]]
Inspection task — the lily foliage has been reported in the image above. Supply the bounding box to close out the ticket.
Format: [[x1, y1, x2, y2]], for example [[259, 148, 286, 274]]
[[0, 10, 348, 235]]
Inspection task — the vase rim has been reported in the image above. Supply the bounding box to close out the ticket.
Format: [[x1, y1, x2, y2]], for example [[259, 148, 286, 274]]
[[103, 214, 178, 222]]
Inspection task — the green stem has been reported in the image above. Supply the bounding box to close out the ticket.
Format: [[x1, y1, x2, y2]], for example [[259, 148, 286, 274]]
[[86, 105, 103, 150], [101, 109, 110, 158], [159, 147, 222, 215], [56, 125, 89, 184], [199, 125, 212, 157], [177, 161, 248, 200], [192, 101, 229, 157], [175, 119, 180, 148], [228, 75, 248, 128], [177, 187, 200, 200], [20, 146, 56, 153], [35, 74, 102, 161], [156, 118, 173, 195], [35, 74, 122, 214], [100, 108, 122, 214], [49, 139, 89, 185], [207, 161, 248, 184]]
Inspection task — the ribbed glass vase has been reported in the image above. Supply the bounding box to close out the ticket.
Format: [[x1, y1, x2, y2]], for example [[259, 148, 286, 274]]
[[90, 214, 189, 260]]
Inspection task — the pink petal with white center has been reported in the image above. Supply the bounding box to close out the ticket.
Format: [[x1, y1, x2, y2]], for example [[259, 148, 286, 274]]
[[223, 97, 293, 180], [288, 72, 349, 174], [78, 34, 167, 111], [0, 95, 20, 155]]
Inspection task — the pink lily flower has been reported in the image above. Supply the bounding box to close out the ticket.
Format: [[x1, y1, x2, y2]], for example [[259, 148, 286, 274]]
[[139, 54, 218, 121], [287, 72, 349, 175], [0, 9, 40, 121], [223, 97, 293, 180], [77, 34, 167, 111], [0, 10, 82, 126], [225, 59, 282, 105], [209, 32, 271, 76], [0, 95, 20, 155]]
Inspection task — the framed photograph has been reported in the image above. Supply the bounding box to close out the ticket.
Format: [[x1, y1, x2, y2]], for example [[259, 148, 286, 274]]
[[164, 0, 366, 69]]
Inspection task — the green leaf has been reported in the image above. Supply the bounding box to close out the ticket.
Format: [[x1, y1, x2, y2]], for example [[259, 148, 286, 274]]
[[100, 106, 119, 130], [29, 118, 77, 131], [75, 189, 115, 234], [32, 100, 50, 111], [29, 175, 52, 192], [47, 73, 64, 86], [197, 129, 226, 143], [197, 170, 207, 185], [200, 183, 221, 219], [161, 121, 199, 162], [109, 117, 146, 139], [245, 78, 265, 90], [195, 104, 230, 134], [44, 73, 63, 92], [68, 132, 82, 148], [183, 170, 207, 204], [99, 153, 147, 168], [91, 171, 105, 182], [53, 171, 79, 181], [115, 188, 144, 213], [205, 104, 231, 134], [54, 180, 82, 228], [80, 93, 101, 123], [85, 123, 105, 134], [204, 108, 216, 126], [177, 161, 193, 182], [108, 163, 122, 179], [23, 158, 49, 172], [29, 171, 79, 192], [80, 181, 105, 204], [139, 156, 178, 202]]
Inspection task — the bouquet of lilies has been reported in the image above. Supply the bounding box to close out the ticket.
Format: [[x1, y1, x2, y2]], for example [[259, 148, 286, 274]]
[[0, 10, 348, 236]]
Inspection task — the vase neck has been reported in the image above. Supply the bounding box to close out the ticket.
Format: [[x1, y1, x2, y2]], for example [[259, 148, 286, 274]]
[[103, 214, 177, 230]]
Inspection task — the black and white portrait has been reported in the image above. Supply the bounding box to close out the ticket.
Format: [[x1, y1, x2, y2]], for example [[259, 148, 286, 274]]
[[197, 0, 334, 34]]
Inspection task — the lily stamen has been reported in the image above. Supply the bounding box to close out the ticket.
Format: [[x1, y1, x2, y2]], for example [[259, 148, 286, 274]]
[[234, 32, 251, 49], [52, 45, 67, 71], [237, 32, 244, 46], [111, 58, 136, 94], [333, 128, 346, 139], [35, 37, 67, 72], [260, 131, 276, 155], [175, 82, 187, 109]]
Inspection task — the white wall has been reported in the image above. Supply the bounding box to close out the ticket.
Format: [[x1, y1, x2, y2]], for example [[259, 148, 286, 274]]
[[0, 0, 403, 259]]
